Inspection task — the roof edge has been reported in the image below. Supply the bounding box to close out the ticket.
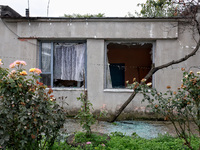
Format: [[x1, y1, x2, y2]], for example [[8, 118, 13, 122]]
[[0, 5, 22, 18], [2, 16, 188, 23]]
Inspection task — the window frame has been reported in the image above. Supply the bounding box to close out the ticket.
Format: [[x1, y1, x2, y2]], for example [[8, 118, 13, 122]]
[[39, 40, 87, 88], [104, 41, 155, 90]]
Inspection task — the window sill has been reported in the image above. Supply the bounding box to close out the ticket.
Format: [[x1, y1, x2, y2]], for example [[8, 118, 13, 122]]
[[104, 88, 134, 93], [47, 87, 86, 91]]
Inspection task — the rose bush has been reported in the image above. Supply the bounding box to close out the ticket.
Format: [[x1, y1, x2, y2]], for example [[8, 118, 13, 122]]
[[75, 92, 96, 137], [0, 60, 65, 149], [128, 69, 200, 150]]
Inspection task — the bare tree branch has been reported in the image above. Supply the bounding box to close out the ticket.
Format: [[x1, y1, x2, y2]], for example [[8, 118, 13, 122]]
[[110, 17, 200, 122]]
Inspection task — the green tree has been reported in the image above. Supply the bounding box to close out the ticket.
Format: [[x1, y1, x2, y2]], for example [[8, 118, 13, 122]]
[[136, 0, 199, 17], [136, 0, 177, 17], [63, 13, 105, 18]]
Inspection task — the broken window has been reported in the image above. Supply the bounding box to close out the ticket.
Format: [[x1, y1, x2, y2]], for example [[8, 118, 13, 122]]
[[106, 42, 153, 88], [40, 41, 86, 88]]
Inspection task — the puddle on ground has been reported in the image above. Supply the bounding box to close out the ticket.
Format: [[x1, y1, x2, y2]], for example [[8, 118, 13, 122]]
[[63, 119, 171, 139]]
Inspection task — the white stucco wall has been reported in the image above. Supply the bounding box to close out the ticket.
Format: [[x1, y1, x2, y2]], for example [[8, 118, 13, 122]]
[[0, 16, 199, 119], [0, 20, 38, 69]]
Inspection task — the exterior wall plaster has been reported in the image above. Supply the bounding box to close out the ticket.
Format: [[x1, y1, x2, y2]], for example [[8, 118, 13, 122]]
[[16, 21, 178, 39], [1, 15, 200, 120]]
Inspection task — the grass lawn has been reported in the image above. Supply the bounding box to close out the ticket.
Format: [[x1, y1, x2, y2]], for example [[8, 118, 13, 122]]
[[51, 132, 200, 150]]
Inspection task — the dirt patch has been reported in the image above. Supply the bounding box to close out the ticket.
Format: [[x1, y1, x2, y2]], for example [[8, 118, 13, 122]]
[[145, 121, 199, 137]]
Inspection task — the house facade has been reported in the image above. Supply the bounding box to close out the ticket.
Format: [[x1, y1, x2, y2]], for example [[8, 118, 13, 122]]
[[1, 6, 200, 120]]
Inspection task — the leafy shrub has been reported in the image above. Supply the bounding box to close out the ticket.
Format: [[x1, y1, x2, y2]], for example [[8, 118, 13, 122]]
[[74, 131, 108, 147], [107, 133, 193, 150], [132, 69, 200, 150], [136, 0, 177, 17], [75, 92, 96, 137], [110, 131, 125, 137], [72, 92, 109, 148], [54, 132, 199, 150], [0, 60, 66, 149], [75, 92, 107, 138]]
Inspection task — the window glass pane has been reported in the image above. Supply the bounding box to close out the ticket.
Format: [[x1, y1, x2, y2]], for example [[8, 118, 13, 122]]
[[40, 74, 51, 87], [53, 43, 85, 87], [41, 43, 51, 72]]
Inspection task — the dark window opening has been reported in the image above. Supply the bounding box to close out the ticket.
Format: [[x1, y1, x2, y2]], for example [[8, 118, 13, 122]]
[[53, 79, 83, 87], [109, 63, 125, 88], [106, 42, 153, 88]]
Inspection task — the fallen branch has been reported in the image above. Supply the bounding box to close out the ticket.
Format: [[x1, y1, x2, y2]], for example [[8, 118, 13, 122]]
[[110, 18, 200, 122]]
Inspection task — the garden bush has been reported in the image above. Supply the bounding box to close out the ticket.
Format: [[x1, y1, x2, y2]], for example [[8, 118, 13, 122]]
[[0, 59, 66, 149], [131, 69, 200, 150], [52, 132, 200, 150], [75, 92, 96, 137]]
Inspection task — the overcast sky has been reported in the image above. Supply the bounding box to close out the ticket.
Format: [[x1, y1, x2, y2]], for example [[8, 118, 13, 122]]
[[0, 0, 146, 17]]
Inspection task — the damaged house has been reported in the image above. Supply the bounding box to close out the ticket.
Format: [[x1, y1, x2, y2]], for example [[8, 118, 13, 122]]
[[0, 5, 200, 119]]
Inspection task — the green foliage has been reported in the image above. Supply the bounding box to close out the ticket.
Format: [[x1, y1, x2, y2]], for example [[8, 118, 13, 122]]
[[103, 133, 192, 150], [75, 92, 96, 137], [136, 0, 177, 17], [110, 131, 125, 137], [125, 12, 135, 17], [135, 69, 200, 149], [111, 122, 117, 126], [74, 131, 108, 147], [136, 0, 199, 17], [51, 132, 200, 149], [51, 141, 72, 150], [63, 13, 105, 18], [131, 132, 139, 138], [0, 60, 66, 149]]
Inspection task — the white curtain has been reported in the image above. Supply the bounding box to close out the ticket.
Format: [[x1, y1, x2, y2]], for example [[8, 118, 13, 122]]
[[54, 43, 85, 81], [106, 51, 112, 88]]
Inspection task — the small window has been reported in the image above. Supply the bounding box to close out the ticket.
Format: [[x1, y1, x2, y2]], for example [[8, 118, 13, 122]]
[[106, 42, 153, 89], [40, 42, 86, 88]]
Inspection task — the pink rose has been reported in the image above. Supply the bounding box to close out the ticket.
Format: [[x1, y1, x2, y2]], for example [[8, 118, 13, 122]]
[[86, 141, 91, 145]]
